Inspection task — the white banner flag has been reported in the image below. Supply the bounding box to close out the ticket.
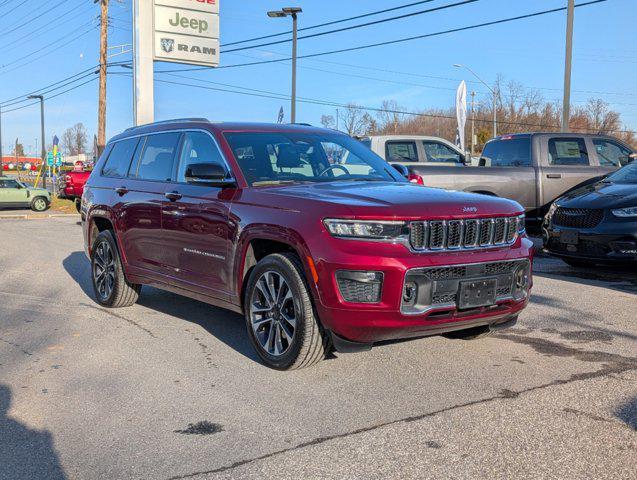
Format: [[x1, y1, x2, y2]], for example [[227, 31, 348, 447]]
[[455, 80, 467, 153]]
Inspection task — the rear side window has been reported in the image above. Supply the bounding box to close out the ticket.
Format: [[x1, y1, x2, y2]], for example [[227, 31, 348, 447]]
[[131, 132, 181, 181], [386, 141, 418, 162], [101, 138, 140, 177], [548, 138, 589, 166], [481, 138, 531, 166]]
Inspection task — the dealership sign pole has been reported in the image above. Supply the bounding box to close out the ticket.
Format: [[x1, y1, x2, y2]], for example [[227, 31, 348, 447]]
[[133, 0, 220, 126]]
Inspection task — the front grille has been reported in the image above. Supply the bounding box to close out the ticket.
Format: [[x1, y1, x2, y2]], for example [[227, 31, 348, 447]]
[[409, 217, 520, 252], [553, 208, 604, 229]]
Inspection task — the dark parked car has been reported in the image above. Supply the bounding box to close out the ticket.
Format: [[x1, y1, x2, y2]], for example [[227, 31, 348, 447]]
[[82, 119, 534, 369], [543, 161, 637, 266]]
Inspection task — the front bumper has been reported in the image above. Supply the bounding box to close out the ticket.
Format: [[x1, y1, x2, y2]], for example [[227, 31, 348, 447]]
[[311, 236, 534, 344], [543, 219, 637, 263]]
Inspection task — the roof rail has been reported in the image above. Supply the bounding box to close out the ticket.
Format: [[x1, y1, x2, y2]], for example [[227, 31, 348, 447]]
[[124, 118, 210, 132]]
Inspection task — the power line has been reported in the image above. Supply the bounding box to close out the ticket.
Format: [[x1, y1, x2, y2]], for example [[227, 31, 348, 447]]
[[222, 0, 479, 54], [0, 0, 73, 38], [149, 73, 636, 135], [2, 77, 98, 114], [221, 0, 439, 48], [157, 0, 609, 74]]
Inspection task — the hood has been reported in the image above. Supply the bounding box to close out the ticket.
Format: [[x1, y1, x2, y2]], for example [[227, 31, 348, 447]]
[[256, 181, 522, 219], [558, 181, 637, 209]]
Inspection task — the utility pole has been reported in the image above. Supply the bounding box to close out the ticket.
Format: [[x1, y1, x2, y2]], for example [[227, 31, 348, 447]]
[[470, 91, 476, 157], [28, 95, 46, 189], [561, 0, 574, 132], [97, 0, 109, 156], [0, 106, 3, 174]]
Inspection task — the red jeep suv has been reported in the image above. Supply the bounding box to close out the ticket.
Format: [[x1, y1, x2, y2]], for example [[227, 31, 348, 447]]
[[82, 119, 533, 369]]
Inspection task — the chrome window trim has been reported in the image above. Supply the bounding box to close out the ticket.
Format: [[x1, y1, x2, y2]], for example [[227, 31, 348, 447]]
[[104, 128, 236, 183]]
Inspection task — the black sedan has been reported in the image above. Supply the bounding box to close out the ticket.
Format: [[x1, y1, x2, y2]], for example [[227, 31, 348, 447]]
[[543, 161, 637, 267]]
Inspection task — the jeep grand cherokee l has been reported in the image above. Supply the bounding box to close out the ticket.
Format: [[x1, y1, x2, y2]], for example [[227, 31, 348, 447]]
[[82, 120, 534, 370]]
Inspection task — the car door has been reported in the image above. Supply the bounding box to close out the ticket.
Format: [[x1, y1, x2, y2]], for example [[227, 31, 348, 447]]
[[0, 178, 29, 206], [592, 138, 633, 176], [160, 130, 233, 300], [540, 136, 600, 205], [118, 132, 181, 275]]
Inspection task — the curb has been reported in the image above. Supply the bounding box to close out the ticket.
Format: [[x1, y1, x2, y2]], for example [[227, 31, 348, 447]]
[[0, 213, 78, 220]]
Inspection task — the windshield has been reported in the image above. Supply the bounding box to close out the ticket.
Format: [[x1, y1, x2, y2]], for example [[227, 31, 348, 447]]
[[224, 131, 403, 186], [605, 161, 637, 184]]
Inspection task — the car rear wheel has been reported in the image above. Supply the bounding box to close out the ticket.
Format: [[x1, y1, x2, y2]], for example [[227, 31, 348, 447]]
[[91, 230, 141, 308], [30, 196, 49, 212], [245, 253, 328, 370]]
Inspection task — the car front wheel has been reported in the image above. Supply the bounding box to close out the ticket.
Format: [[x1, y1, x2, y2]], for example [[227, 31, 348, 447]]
[[31, 196, 49, 212], [245, 253, 328, 370], [91, 230, 141, 308]]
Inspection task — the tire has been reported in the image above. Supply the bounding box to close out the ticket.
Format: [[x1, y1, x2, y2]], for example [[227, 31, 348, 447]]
[[30, 196, 49, 212], [444, 325, 493, 340], [244, 253, 329, 370], [563, 258, 595, 268], [91, 230, 141, 308]]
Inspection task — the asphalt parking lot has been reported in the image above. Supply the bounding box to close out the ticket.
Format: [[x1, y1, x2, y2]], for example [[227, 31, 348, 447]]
[[1, 217, 635, 480]]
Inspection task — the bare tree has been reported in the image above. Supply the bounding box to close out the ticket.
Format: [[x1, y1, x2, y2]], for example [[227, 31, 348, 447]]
[[62, 123, 88, 156], [320, 114, 335, 130], [377, 100, 404, 134], [342, 104, 372, 136]]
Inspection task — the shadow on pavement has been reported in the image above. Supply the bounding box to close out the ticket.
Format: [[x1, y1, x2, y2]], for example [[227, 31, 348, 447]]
[[62, 252, 259, 364], [0, 384, 67, 480], [533, 263, 637, 295], [615, 396, 637, 430]]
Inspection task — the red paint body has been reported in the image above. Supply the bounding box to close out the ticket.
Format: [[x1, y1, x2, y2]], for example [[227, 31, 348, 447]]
[[58, 170, 90, 201], [83, 122, 533, 344]]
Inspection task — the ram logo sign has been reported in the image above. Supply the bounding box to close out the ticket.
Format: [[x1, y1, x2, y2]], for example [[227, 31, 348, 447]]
[[152, 0, 219, 67]]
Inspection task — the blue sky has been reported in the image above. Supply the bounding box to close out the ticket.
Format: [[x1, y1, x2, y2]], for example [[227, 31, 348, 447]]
[[0, 0, 635, 155]]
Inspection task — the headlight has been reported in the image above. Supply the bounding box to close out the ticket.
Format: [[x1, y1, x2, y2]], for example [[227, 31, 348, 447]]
[[517, 214, 526, 233], [324, 219, 405, 240], [612, 207, 637, 217]]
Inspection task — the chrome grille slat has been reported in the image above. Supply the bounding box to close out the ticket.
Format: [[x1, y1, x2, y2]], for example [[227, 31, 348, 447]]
[[409, 216, 520, 252]]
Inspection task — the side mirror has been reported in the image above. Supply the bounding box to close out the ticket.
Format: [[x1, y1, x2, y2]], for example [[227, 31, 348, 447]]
[[628, 153, 637, 163], [185, 163, 234, 187], [390, 163, 409, 178]]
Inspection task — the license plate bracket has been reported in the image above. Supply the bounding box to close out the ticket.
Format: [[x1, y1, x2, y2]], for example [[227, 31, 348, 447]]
[[458, 278, 497, 310], [560, 230, 579, 245]]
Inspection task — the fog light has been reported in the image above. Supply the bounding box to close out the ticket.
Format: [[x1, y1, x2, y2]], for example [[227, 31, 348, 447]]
[[403, 281, 417, 306], [512, 262, 530, 300], [335, 270, 383, 303], [610, 241, 637, 255]]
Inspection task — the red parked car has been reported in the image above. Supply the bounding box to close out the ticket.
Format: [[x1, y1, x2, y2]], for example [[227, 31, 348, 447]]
[[82, 120, 533, 369], [58, 169, 90, 212]]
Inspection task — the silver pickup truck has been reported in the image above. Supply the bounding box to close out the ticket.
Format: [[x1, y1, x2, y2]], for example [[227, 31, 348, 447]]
[[388, 132, 635, 221]]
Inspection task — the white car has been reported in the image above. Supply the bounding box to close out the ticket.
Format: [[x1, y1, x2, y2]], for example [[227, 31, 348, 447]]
[[360, 135, 468, 166]]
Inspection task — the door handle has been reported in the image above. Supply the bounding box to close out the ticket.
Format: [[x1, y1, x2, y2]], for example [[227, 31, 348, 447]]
[[165, 191, 182, 202], [115, 186, 129, 196], [546, 174, 562, 179]]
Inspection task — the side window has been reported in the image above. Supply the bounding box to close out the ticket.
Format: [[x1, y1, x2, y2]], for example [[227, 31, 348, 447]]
[[132, 132, 181, 181], [386, 141, 418, 162], [177, 132, 226, 182], [548, 138, 589, 166], [422, 141, 462, 163], [593, 139, 632, 167], [101, 138, 140, 178], [481, 138, 531, 167]]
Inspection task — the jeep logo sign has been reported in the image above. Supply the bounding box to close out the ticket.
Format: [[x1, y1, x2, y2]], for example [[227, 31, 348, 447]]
[[152, 0, 219, 67]]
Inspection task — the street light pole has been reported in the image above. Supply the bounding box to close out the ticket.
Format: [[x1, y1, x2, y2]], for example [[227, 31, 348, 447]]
[[28, 95, 46, 189], [561, 0, 575, 132], [454, 64, 497, 138], [267, 7, 302, 124]]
